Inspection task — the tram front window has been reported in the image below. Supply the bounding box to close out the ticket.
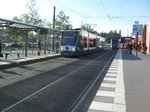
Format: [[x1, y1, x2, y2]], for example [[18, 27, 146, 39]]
[[61, 32, 78, 46]]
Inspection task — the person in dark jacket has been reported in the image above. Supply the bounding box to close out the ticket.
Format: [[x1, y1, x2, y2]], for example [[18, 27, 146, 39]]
[[143, 44, 147, 54], [0, 42, 3, 57], [0, 43, 1, 53], [129, 42, 133, 54]]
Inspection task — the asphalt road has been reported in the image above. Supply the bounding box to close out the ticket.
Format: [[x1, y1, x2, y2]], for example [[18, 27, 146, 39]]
[[0, 50, 117, 112]]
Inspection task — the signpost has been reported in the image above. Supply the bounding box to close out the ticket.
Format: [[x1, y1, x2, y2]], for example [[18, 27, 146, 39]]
[[132, 21, 143, 57]]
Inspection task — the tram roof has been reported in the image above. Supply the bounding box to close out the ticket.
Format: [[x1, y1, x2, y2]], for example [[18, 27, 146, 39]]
[[0, 18, 60, 34], [62, 28, 82, 32]]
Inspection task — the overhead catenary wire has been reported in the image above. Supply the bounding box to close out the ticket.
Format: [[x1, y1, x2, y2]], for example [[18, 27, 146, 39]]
[[52, 0, 92, 23], [99, 0, 111, 22], [51, 0, 149, 23], [84, 15, 150, 19], [50, 0, 149, 34]]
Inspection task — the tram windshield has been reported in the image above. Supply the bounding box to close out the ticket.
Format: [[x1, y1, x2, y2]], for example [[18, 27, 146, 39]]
[[61, 32, 78, 46]]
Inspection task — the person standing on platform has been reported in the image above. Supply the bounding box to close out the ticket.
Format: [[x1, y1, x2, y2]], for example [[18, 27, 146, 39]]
[[143, 44, 147, 54], [129, 42, 133, 54], [0, 42, 3, 57], [37, 39, 41, 55], [0, 42, 2, 54], [124, 42, 129, 54]]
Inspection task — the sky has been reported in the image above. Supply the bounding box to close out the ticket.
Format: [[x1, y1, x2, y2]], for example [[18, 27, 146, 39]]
[[0, 0, 150, 36]]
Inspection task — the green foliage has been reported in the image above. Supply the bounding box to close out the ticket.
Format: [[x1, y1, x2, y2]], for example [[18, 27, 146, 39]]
[[81, 24, 99, 35], [3, 27, 24, 43], [3, 0, 52, 44], [81, 24, 89, 31], [25, 0, 41, 25], [56, 10, 72, 30], [99, 30, 121, 43], [13, 0, 51, 27]]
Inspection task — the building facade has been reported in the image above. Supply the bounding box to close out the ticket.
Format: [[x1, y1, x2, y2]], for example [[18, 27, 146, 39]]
[[145, 21, 150, 54]]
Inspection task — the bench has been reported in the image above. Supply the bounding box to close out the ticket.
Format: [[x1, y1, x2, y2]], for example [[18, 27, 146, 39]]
[[3, 53, 20, 60], [48, 49, 51, 53], [13, 53, 20, 58], [4, 53, 10, 60]]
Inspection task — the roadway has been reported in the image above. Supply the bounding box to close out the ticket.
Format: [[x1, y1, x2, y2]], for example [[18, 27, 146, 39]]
[[0, 50, 116, 112]]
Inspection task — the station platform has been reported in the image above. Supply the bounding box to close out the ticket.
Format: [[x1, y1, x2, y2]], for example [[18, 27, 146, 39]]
[[0, 51, 61, 69], [88, 49, 150, 112]]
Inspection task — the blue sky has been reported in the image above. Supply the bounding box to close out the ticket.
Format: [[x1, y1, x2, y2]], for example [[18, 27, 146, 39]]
[[0, 0, 150, 36]]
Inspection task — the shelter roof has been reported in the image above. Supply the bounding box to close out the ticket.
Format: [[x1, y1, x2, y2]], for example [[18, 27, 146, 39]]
[[0, 18, 59, 34]]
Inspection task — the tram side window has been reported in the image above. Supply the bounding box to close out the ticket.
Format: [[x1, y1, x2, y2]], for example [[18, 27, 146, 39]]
[[83, 37, 87, 48], [89, 40, 92, 47], [77, 35, 84, 48], [89, 39, 96, 47], [93, 39, 96, 47]]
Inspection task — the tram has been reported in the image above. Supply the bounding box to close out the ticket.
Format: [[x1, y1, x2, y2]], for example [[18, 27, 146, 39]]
[[60, 28, 105, 56], [110, 39, 119, 50]]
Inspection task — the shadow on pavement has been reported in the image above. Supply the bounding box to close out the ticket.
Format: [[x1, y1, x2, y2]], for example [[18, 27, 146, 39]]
[[123, 53, 142, 60], [122, 50, 142, 60]]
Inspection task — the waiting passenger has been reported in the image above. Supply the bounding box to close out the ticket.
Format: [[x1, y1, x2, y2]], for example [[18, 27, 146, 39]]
[[124, 42, 129, 54], [143, 45, 147, 54], [129, 42, 133, 54]]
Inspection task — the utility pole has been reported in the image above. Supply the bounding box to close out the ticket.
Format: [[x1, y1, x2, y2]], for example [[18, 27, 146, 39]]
[[25, 30, 28, 57], [52, 6, 56, 52]]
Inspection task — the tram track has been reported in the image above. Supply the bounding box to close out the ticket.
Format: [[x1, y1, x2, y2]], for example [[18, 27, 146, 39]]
[[69, 52, 115, 112], [0, 50, 117, 112]]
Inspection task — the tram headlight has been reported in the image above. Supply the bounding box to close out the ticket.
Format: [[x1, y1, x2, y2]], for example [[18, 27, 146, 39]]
[[61, 47, 64, 51], [72, 48, 75, 51]]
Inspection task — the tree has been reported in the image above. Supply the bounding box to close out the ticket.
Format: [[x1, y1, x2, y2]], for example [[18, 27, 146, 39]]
[[55, 10, 72, 30], [24, 0, 42, 25], [3, 0, 40, 41], [81, 24, 89, 31], [81, 24, 98, 35], [3, 27, 23, 43], [99, 30, 121, 43], [13, 0, 51, 27]]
